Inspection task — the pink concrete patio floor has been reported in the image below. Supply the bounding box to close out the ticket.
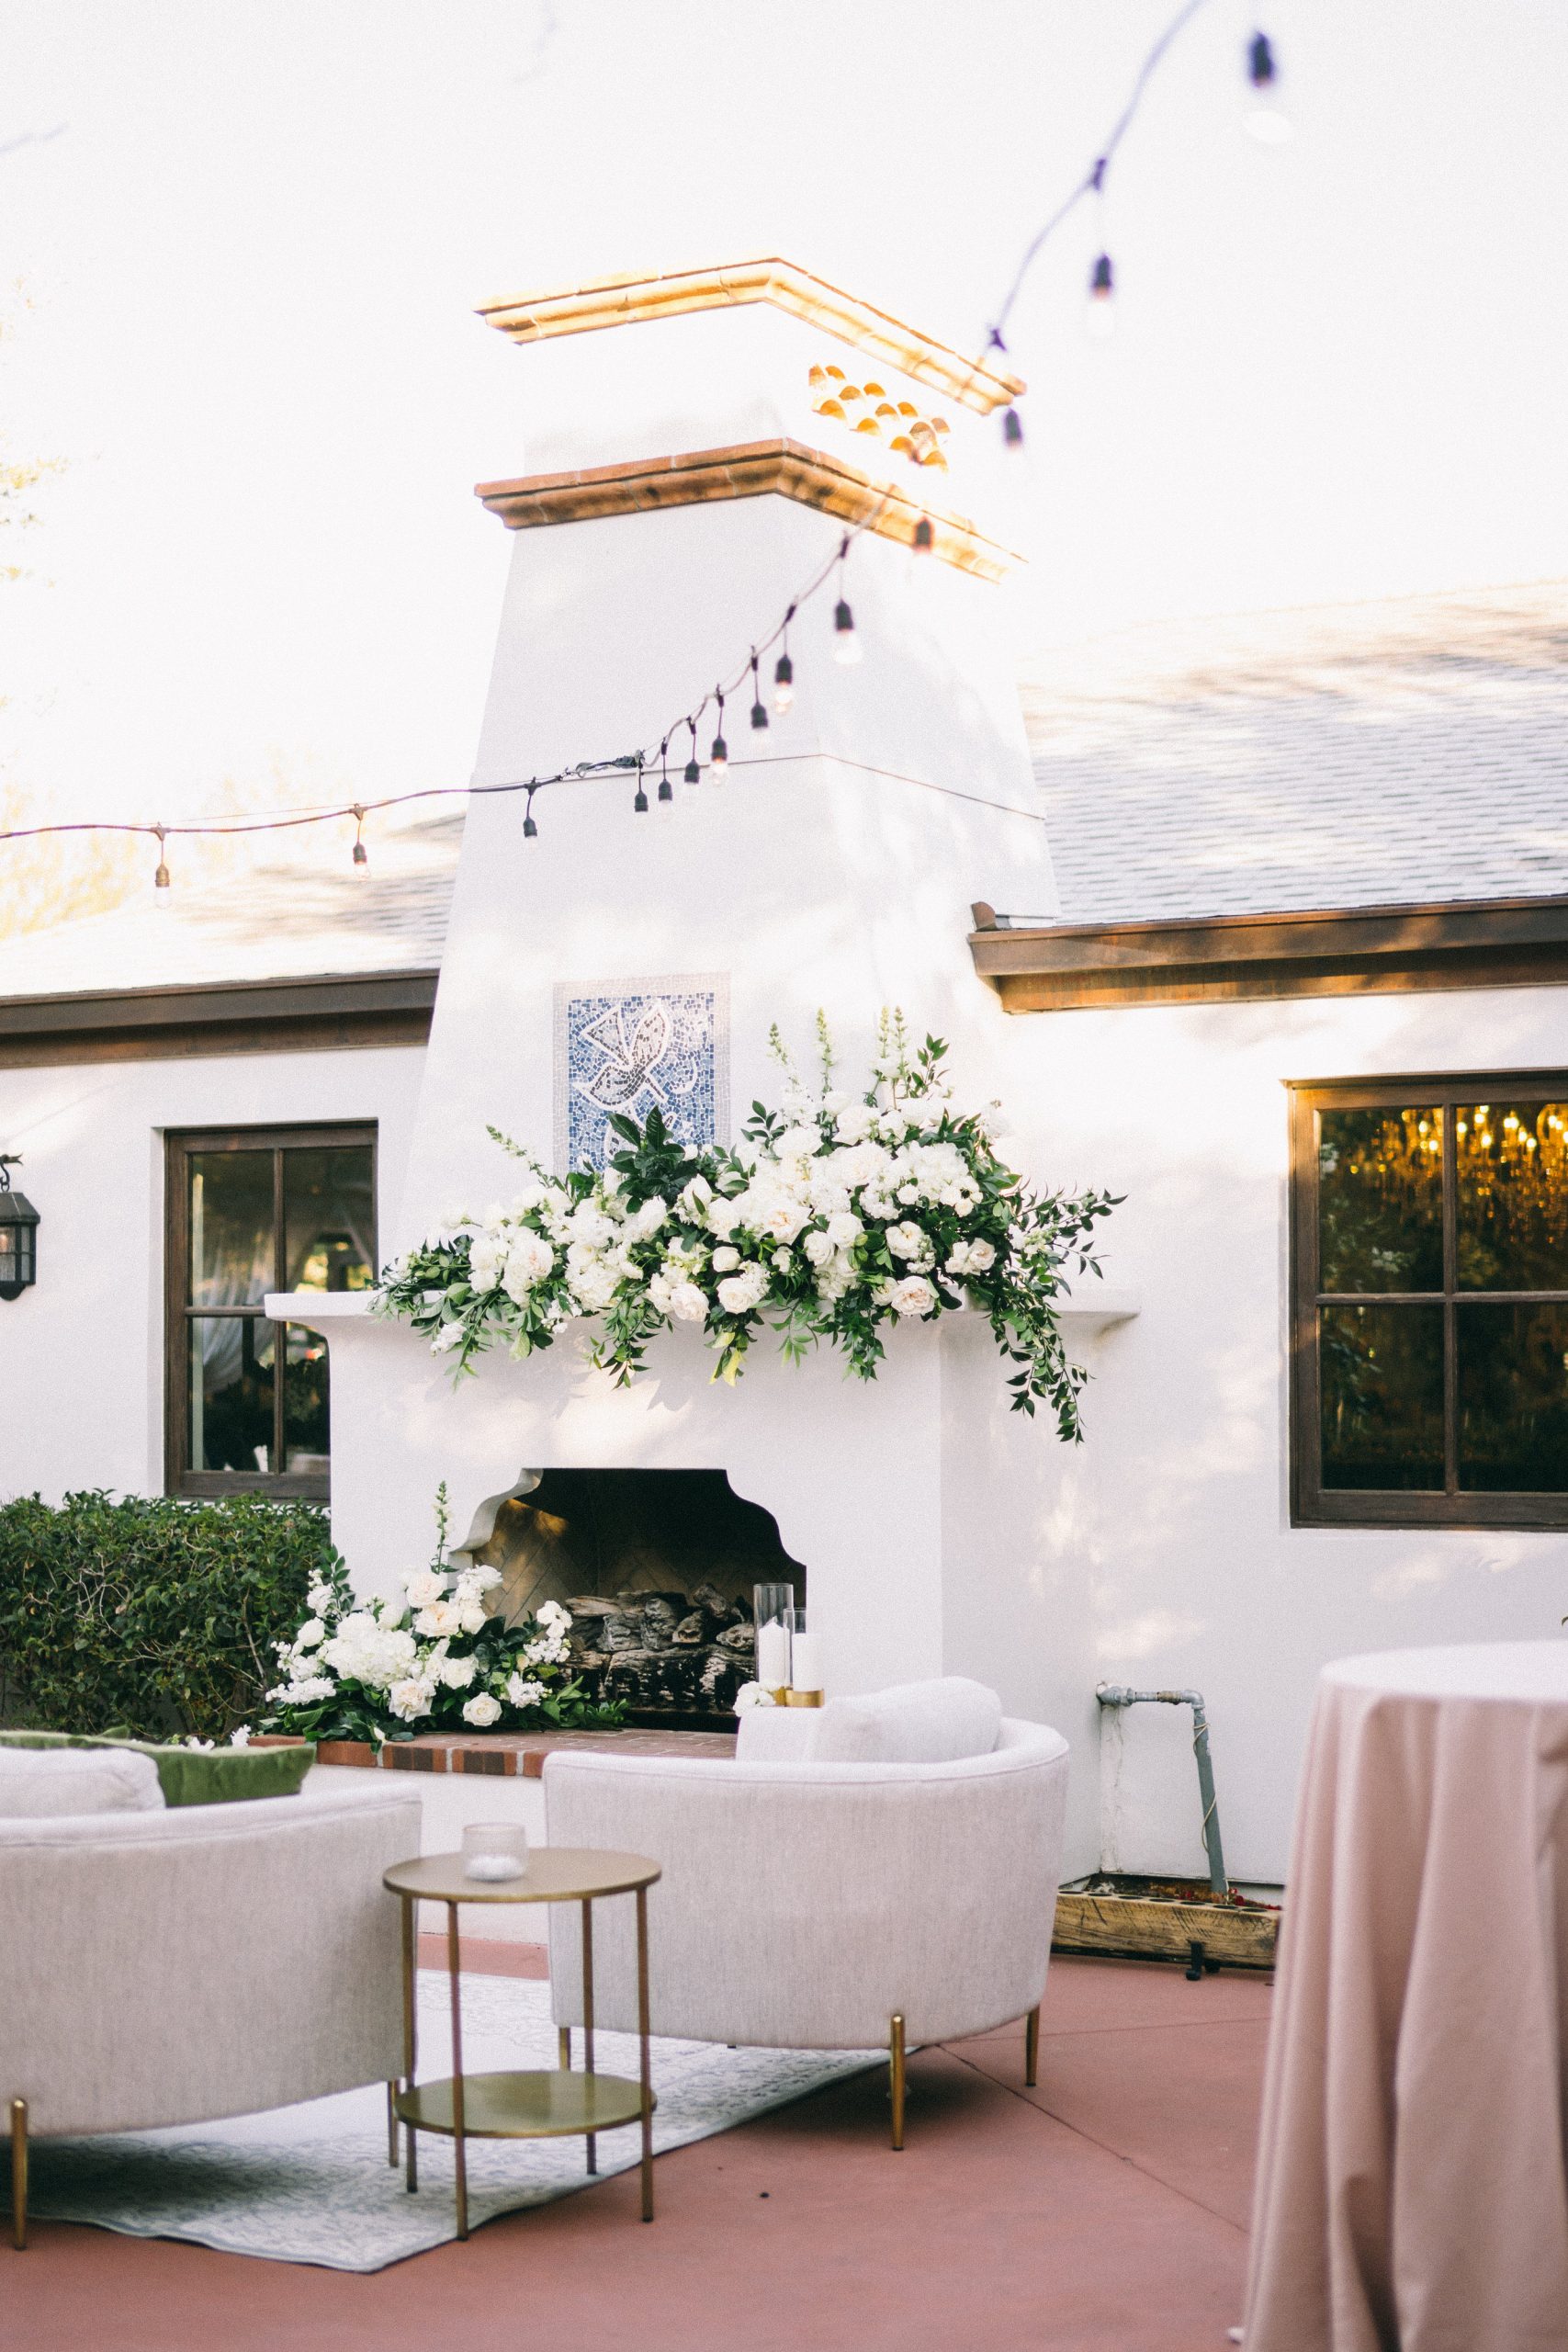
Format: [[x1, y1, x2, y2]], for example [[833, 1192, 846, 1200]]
[[2, 1954, 1270, 2352]]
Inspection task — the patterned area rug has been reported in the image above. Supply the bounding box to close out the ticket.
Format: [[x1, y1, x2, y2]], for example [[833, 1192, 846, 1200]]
[[13, 1973, 881, 2270]]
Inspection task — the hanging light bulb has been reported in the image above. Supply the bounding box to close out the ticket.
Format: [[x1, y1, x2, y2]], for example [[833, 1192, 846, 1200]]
[[682, 718, 702, 791], [912, 516, 934, 554], [773, 604, 795, 713], [633, 759, 649, 816], [1001, 406, 1024, 448], [750, 653, 769, 729], [708, 689, 728, 782], [1086, 253, 1115, 341], [658, 743, 676, 820], [832, 539, 861, 666], [1244, 31, 1292, 143], [351, 805, 369, 871], [522, 787, 538, 841], [152, 826, 172, 909]]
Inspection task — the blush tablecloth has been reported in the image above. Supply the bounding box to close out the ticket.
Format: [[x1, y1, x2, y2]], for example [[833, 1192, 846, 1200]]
[[1244, 1642, 1568, 2352]]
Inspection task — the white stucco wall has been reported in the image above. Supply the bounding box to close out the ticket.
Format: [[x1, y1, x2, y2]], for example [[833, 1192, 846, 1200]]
[[992, 979, 1568, 1885], [0, 1043, 425, 1504]]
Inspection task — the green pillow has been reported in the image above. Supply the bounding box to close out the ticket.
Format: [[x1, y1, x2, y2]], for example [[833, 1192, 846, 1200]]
[[0, 1731, 315, 1807]]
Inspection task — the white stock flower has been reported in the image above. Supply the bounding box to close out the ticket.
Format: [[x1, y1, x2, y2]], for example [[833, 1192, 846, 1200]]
[[456, 1564, 503, 1598], [889, 1275, 937, 1317], [306, 1581, 334, 1615], [711, 1245, 739, 1272], [431, 1322, 466, 1355], [229, 1725, 252, 1747], [437, 1655, 479, 1690], [669, 1280, 708, 1322], [462, 1692, 502, 1728], [294, 1616, 326, 1650], [414, 1599, 465, 1640], [505, 1673, 547, 1709], [389, 1677, 436, 1724], [271, 1674, 335, 1707]]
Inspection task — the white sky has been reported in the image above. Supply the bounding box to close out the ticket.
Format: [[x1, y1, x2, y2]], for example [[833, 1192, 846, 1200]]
[[3, 0, 1565, 831]]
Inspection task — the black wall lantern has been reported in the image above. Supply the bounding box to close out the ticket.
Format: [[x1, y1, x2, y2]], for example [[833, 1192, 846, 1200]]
[[0, 1156, 39, 1300]]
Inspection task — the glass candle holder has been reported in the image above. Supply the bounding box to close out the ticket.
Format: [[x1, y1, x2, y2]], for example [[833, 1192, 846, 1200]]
[[784, 1606, 823, 1704], [753, 1581, 795, 1698], [461, 1821, 530, 1882]]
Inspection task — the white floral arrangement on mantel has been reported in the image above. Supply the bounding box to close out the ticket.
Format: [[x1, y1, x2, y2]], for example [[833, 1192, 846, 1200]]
[[262, 1486, 623, 1745], [374, 1013, 1119, 1441]]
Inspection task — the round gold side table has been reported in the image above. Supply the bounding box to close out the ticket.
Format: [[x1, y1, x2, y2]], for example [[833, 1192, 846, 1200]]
[[382, 1847, 661, 2237]]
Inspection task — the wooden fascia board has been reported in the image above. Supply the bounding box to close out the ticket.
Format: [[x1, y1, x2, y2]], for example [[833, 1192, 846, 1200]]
[[475, 438, 1021, 582], [968, 898, 1568, 1010], [476, 259, 1025, 416], [0, 968, 439, 1065]]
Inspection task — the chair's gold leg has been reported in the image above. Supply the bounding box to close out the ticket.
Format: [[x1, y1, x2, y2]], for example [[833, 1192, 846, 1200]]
[[386, 2081, 399, 2166], [10, 2098, 27, 2250], [1025, 2005, 1040, 2089], [558, 2026, 571, 2071], [889, 2015, 906, 2152]]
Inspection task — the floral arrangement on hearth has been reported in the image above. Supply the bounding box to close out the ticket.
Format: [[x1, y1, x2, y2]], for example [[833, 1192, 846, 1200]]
[[262, 1486, 625, 1745], [375, 1013, 1119, 1440]]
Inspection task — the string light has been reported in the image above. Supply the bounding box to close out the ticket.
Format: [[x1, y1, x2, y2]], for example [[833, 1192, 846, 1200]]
[[1086, 252, 1116, 340], [351, 804, 368, 870], [773, 608, 795, 714], [657, 742, 675, 820], [1244, 31, 1291, 143], [750, 652, 769, 729], [522, 786, 538, 841], [152, 825, 171, 907], [832, 538, 861, 667], [682, 718, 702, 790], [633, 757, 649, 816], [708, 689, 728, 781]]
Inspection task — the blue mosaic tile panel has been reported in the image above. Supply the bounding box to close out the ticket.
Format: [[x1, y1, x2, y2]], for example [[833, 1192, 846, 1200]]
[[553, 975, 729, 1172]]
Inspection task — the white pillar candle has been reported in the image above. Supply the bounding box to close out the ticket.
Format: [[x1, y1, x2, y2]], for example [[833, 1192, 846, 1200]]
[[788, 1628, 823, 1693], [756, 1620, 792, 1690]]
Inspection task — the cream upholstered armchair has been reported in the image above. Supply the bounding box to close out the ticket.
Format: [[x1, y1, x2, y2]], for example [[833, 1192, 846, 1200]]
[[1, 1776, 421, 2248], [544, 1678, 1069, 2146]]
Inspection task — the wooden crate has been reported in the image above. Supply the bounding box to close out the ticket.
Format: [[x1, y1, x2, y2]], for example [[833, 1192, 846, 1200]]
[[1053, 1884, 1279, 1971]]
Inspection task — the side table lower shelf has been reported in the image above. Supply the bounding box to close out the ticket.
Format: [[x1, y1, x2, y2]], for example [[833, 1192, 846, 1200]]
[[396, 2071, 656, 2140]]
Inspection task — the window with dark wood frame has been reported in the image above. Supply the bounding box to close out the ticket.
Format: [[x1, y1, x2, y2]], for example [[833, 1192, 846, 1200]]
[[1289, 1075, 1568, 1529], [164, 1125, 377, 1499]]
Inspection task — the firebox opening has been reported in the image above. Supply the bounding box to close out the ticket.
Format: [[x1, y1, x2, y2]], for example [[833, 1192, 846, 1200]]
[[463, 1468, 806, 1729]]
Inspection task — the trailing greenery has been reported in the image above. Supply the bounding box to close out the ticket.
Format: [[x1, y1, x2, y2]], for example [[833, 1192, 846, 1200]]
[[0, 1490, 334, 1741]]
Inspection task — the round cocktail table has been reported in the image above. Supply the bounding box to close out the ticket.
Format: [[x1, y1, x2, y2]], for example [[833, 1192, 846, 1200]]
[[383, 1846, 661, 2236]]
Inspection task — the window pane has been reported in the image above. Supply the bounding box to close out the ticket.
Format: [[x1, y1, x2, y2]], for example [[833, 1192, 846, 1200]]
[[1457, 1303, 1568, 1492], [1456, 1102, 1568, 1291], [282, 1323, 330, 1474], [285, 1148, 375, 1292], [189, 1152, 276, 1307], [189, 1317, 275, 1473], [1320, 1303, 1444, 1489], [1318, 1109, 1443, 1293]]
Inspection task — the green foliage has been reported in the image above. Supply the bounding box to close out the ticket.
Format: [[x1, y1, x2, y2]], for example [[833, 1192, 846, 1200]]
[[0, 1490, 333, 1741]]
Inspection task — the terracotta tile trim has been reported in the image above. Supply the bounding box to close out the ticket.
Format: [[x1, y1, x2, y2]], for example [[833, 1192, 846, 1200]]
[[476, 258, 1025, 416], [475, 438, 1021, 582], [257, 1728, 736, 1780]]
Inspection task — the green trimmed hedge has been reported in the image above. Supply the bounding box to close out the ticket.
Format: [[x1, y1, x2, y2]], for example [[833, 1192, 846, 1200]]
[[0, 1490, 336, 1742]]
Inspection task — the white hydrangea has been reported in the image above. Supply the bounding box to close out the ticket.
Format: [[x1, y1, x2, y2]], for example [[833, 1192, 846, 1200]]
[[321, 1613, 419, 1690], [502, 1230, 555, 1299], [294, 1616, 326, 1650]]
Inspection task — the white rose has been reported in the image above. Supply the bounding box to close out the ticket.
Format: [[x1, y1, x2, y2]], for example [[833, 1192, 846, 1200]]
[[458, 1603, 488, 1635], [825, 1210, 863, 1249], [388, 1677, 435, 1724], [536, 1600, 572, 1631], [886, 1220, 928, 1261], [294, 1616, 326, 1650], [569, 1204, 617, 1248], [626, 1194, 669, 1241], [456, 1563, 503, 1597], [772, 1247, 794, 1271], [502, 1230, 555, 1298], [462, 1692, 502, 1728], [889, 1275, 937, 1317], [669, 1281, 708, 1322], [414, 1600, 464, 1639], [834, 1102, 876, 1143], [676, 1175, 713, 1218], [732, 1681, 776, 1712], [438, 1655, 478, 1689], [468, 1236, 506, 1290], [716, 1267, 767, 1315], [505, 1673, 546, 1709], [648, 1271, 674, 1315], [802, 1229, 834, 1266], [773, 1125, 821, 1161], [706, 1198, 740, 1239], [964, 1238, 996, 1272], [711, 1244, 739, 1272], [404, 1569, 446, 1608]]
